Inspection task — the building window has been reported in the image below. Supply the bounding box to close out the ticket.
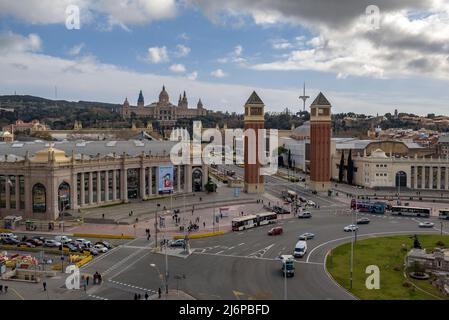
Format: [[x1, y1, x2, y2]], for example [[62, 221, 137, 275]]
[[84, 173, 89, 204], [77, 173, 81, 206], [108, 171, 113, 200], [9, 176, 16, 209], [101, 171, 106, 202], [0, 176, 6, 208], [92, 172, 97, 202], [19, 176, 25, 210], [32, 183, 46, 213]]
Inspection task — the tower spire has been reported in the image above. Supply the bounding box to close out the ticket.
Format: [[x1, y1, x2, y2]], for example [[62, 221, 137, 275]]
[[299, 82, 310, 112]]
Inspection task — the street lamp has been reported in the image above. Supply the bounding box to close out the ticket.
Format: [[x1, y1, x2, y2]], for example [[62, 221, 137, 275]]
[[150, 263, 165, 298]]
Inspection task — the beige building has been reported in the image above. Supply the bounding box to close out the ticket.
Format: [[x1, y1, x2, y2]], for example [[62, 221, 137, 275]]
[[0, 140, 207, 221], [121, 86, 210, 129]]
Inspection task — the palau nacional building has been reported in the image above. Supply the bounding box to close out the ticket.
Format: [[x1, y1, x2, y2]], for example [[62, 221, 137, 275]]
[[120, 86, 210, 129], [0, 140, 208, 221]]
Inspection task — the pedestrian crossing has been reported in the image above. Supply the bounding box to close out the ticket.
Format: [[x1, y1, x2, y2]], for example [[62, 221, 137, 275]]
[[108, 279, 157, 294]]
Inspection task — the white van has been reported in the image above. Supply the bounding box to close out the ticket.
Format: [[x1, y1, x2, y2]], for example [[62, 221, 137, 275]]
[[55, 235, 72, 244], [293, 240, 307, 258], [0, 232, 18, 240]]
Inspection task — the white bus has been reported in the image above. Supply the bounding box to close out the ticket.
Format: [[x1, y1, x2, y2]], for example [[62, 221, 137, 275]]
[[232, 215, 257, 231], [232, 212, 277, 231], [391, 206, 431, 218], [256, 212, 277, 226], [438, 209, 449, 220]]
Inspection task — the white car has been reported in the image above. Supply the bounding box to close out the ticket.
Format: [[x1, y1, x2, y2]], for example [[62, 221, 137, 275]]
[[55, 235, 72, 244], [0, 232, 18, 240], [93, 244, 108, 253], [419, 222, 434, 228], [75, 239, 92, 247], [344, 224, 359, 232], [44, 239, 61, 247], [306, 200, 316, 207]]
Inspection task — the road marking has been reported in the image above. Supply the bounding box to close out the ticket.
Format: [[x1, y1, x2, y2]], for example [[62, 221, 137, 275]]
[[237, 243, 245, 246], [109, 280, 157, 294], [10, 287, 25, 300], [194, 251, 323, 265], [108, 250, 152, 279]]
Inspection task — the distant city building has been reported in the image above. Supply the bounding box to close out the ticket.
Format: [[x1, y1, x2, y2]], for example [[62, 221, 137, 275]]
[[407, 247, 449, 275], [0, 140, 207, 220], [2, 119, 48, 133], [0, 130, 13, 142], [120, 86, 210, 129]]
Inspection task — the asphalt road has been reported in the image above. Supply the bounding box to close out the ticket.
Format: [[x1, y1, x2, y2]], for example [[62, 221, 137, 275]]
[[75, 204, 447, 300]]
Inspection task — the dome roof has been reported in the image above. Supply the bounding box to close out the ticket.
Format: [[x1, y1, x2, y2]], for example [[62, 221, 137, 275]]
[[370, 148, 388, 158], [291, 122, 310, 139], [159, 85, 169, 103], [31, 146, 71, 163]]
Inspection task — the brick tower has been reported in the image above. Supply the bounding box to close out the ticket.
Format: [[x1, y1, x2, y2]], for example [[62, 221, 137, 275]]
[[244, 91, 265, 193], [309, 92, 332, 192]]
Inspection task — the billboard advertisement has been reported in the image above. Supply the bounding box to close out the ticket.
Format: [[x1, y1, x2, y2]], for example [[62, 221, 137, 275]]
[[158, 165, 174, 192]]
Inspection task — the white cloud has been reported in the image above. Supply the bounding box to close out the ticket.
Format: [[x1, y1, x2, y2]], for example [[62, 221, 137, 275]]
[[175, 44, 191, 57], [67, 43, 85, 56], [147, 46, 169, 63], [234, 45, 243, 56], [210, 69, 227, 78], [0, 0, 176, 27], [169, 63, 186, 73], [0, 32, 42, 54], [187, 71, 198, 80], [1, 45, 448, 115]]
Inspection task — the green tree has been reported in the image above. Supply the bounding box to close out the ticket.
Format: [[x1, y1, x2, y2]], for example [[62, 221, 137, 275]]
[[347, 150, 354, 185], [338, 151, 345, 182]]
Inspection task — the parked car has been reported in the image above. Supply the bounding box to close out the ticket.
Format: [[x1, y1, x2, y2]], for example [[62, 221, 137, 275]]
[[63, 243, 80, 252], [18, 241, 36, 248], [306, 200, 316, 207], [297, 211, 312, 219], [268, 227, 283, 236], [2, 237, 20, 245], [25, 238, 43, 246], [356, 218, 371, 225], [33, 236, 46, 243], [0, 232, 18, 240], [344, 224, 359, 232], [93, 244, 108, 253], [298, 232, 315, 240], [55, 235, 72, 244], [95, 241, 113, 249], [86, 247, 99, 256], [44, 239, 62, 247], [419, 222, 434, 228], [75, 239, 92, 248], [169, 239, 186, 247]]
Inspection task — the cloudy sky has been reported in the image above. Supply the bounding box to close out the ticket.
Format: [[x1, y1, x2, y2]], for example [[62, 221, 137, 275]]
[[1, 0, 449, 115]]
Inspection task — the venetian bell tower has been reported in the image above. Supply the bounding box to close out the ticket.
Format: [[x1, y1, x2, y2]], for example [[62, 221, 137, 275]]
[[309, 92, 332, 192], [244, 91, 265, 193]]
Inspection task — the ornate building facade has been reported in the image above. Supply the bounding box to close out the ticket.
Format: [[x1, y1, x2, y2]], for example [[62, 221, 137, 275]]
[[0, 140, 207, 221], [120, 86, 210, 129]]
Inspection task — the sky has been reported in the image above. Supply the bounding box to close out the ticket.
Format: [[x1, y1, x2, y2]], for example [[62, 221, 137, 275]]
[[1, 0, 449, 116]]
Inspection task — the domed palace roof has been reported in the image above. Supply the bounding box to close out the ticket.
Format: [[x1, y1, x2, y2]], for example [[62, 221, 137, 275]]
[[370, 148, 388, 158], [159, 85, 169, 103], [31, 145, 71, 163], [291, 122, 310, 140]]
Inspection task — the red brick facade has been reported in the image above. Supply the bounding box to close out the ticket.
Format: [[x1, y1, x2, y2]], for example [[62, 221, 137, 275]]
[[310, 122, 331, 183]]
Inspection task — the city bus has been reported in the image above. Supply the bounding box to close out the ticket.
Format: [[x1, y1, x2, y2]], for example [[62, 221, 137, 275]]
[[350, 199, 386, 214], [232, 215, 258, 231], [390, 206, 431, 218], [256, 212, 277, 226], [438, 209, 449, 220], [231, 213, 277, 231]]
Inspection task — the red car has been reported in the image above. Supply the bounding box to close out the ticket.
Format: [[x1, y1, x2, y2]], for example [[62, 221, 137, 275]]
[[268, 227, 283, 236]]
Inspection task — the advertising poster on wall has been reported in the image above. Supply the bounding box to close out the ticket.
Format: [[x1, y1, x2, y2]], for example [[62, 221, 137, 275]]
[[158, 166, 174, 192]]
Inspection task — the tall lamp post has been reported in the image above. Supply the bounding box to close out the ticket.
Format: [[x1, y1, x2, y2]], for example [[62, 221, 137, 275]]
[[150, 263, 166, 298]]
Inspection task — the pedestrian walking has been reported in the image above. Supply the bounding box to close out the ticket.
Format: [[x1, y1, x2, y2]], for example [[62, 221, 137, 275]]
[[86, 276, 90, 286], [43, 281, 47, 291], [145, 292, 149, 300], [134, 293, 138, 300], [4, 286, 7, 293], [203, 221, 206, 228], [0, 284, 3, 293], [158, 287, 162, 299], [138, 294, 141, 300]]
